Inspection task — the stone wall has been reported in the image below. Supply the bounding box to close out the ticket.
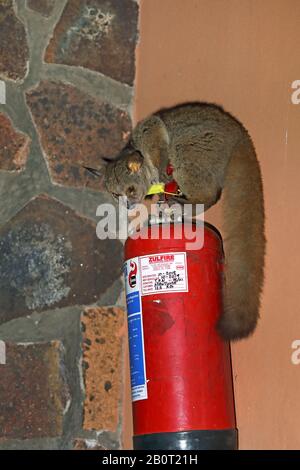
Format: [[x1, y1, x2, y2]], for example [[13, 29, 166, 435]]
[[0, 0, 138, 450]]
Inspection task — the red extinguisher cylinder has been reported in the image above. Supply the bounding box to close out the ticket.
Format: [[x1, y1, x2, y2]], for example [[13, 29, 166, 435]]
[[124, 221, 237, 450]]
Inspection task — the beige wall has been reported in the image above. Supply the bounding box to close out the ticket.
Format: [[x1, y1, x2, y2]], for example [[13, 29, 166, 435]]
[[132, 0, 300, 449]]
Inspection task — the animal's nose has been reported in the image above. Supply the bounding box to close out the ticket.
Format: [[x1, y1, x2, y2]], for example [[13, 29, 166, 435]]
[[127, 186, 136, 196]]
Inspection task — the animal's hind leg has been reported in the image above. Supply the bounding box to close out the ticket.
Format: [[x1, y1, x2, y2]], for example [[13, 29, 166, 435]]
[[169, 142, 226, 209]]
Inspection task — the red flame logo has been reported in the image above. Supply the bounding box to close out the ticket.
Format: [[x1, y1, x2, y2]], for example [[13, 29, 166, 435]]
[[128, 261, 137, 288]]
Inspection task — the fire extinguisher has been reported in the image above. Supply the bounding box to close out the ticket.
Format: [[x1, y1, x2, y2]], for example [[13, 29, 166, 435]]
[[123, 220, 237, 450]]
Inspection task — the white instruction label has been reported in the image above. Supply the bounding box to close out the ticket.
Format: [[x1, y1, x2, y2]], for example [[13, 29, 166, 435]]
[[140, 252, 188, 296]]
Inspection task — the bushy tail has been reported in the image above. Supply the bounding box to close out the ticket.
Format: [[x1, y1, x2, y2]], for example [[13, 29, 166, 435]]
[[217, 137, 266, 341]]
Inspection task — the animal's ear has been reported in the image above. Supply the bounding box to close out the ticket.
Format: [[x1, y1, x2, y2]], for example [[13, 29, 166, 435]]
[[127, 152, 144, 173]]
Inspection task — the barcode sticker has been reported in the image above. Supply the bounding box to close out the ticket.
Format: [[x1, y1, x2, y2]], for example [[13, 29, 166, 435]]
[[140, 252, 188, 296]]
